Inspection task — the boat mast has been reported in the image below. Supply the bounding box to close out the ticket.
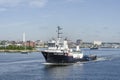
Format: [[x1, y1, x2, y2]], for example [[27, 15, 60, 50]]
[[57, 26, 62, 39]]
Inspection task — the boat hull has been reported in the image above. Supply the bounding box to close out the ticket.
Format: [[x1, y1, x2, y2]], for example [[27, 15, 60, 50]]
[[41, 51, 97, 64], [41, 51, 75, 63], [81, 55, 97, 61]]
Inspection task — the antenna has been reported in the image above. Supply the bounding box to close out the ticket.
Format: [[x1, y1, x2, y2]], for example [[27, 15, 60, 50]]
[[57, 26, 62, 38]]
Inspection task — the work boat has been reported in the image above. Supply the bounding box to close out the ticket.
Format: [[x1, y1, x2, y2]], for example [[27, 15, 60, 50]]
[[41, 26, 97, 65]]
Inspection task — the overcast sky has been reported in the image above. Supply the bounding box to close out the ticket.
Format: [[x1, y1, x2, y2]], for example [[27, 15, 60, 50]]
[[0, 0, 120, 42]]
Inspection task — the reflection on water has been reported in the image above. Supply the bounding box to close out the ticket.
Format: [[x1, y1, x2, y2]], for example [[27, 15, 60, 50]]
[[43, 65, 69, 79], [41, 63, 84, 80]]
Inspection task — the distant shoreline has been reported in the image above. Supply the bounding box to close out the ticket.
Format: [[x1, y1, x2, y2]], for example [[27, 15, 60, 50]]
[[0, 50, 40, 53]]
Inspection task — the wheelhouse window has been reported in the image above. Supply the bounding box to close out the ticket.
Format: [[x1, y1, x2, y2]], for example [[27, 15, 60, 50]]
[[48, 43, 55, 47]]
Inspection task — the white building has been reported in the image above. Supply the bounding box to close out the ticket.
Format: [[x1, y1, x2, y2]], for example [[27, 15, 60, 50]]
[[93, 41, 102, 45]]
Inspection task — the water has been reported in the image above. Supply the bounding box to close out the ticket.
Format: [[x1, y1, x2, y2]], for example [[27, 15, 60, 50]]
[[0, 48, 120, 80]]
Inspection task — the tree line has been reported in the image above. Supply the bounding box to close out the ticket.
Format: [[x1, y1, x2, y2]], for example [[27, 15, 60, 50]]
[[0, 45, 34, 50]]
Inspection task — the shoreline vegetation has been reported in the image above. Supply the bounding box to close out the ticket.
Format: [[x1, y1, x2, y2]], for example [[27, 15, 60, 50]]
[[0, 50, 40, 53], [0, 45, 40, 53]]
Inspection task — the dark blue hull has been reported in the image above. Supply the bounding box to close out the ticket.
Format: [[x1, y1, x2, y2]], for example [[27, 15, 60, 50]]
[[80, 55, 97, 61], [41, 51, 75, 63], [41, 51, 97, 64]]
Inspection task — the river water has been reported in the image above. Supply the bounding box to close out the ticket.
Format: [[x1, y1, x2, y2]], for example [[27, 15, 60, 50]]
[[0, 48, 120, 80]]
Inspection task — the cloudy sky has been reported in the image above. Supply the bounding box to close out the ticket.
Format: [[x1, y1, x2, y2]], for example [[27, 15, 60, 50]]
[[0, 0, 120, 42]]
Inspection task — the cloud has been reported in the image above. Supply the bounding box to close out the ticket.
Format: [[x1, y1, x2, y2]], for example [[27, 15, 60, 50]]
[[0, 0, 21, 7], [0, 8, 7, 12], [66, 0, 85, 3], [29, 0, 48, 8], [0, 0, 48, 8], [67, 0, 74, 2]]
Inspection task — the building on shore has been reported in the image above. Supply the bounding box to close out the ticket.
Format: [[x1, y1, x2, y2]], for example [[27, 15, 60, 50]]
[[35, 40, 45, 48], [93, 41, 102, 46], [24, 41, 35, 48]]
